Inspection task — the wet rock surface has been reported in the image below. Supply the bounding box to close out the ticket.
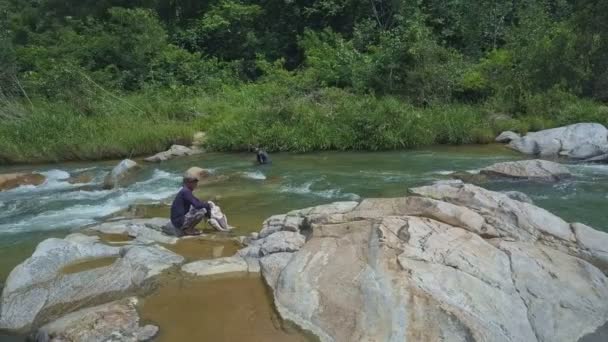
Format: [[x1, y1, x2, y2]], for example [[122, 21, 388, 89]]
[[36, 297, 158, 342], [241, 182, 608, 342], [144, 145, 202, 163], [496, 123, 608, 161], [0, 172, 46, 191], [480, 159, 572, 182], [103, 159, 140, 189], [0, 235, 183, 331]]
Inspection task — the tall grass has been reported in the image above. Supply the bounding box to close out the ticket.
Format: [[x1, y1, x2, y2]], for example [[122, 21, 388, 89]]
[[0, 90, 197, 164], [1, 79, 606, 164]]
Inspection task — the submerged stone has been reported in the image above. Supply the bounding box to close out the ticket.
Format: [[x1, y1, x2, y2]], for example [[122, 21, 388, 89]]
[[37, 297, 158, 342]]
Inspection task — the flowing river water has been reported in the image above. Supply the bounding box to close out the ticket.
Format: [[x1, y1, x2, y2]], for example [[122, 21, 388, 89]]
[[0, 145, 607, 340]]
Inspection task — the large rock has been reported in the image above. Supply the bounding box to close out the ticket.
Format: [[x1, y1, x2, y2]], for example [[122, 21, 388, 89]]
[[103, 159, 139, 189], [573, 222, 608, 272], [87, 218, 178, 245], [565, 143, 608, 160], [259, 231, 305, 256], [246, 183, 608, 342], [36, 297, 158, 342], [0, 237, 183, 331], [0, 172, 46, 191], [497, 123, 608, 159], [144, 145, 201, 163], [480, 159, 571, 182]]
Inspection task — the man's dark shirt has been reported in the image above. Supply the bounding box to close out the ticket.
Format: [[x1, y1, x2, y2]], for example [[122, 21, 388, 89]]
[[257, 151, 271, 164], [170, 187, 208, 228]]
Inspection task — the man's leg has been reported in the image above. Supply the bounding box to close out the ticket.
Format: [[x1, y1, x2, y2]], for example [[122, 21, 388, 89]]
[[181, 208, 207, 233]]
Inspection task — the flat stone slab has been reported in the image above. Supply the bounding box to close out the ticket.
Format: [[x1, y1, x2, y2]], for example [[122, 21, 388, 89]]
[[181, 256, 250, 277]]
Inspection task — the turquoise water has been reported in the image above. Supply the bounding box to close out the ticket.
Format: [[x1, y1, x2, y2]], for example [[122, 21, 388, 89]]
[[0, 145, 607, 281]]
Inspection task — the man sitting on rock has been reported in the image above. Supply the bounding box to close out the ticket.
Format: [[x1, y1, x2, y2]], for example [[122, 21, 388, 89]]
[[167, 175, 211, 236]]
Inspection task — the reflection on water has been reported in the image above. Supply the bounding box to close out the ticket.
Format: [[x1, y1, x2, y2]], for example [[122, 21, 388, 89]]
[[164, 238, 240, 261], [140, 274, 313, 342]]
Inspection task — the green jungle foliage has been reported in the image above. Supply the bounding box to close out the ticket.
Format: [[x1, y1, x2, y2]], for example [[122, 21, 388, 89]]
[[0, 0, 607, 162]]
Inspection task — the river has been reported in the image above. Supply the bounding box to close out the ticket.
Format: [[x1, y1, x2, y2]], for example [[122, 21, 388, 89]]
[[0, 145, 607, 339]]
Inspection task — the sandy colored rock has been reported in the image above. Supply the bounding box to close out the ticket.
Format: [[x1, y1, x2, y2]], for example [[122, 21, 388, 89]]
[[0, 172, 45, 191], [480, 159, 571, 182]]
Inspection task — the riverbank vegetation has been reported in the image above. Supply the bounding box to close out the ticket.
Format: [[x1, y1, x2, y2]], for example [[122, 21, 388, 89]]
[[1, 0, 607, 163]]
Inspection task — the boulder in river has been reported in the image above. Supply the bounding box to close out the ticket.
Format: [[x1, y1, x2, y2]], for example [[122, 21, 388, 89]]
[[144, 145, 202, 163], [496, 123, 608, 159], [87, 218, 178, 245], [0, 234, 184, 331], [565, 143, 608, 160], [241, 181, 608, 342], [480, 159, 572, 182], [36, 297, 158, 342], [0, 172, 46, 191], [103, 159, 140, 189]]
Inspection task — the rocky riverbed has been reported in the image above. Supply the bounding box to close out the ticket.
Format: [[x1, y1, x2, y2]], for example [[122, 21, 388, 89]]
[[1, 174, 607, 341], [0, 144, 607, 341]]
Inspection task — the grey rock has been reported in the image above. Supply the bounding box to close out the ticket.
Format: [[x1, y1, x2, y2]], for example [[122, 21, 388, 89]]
[[237, 245, 261, 258], [38, 297, 158, 342], [573, 222, 608, 272], [505, 123, 608, 158], [87, 218, 178, 245], [144, 145, 201, 163], [567, 143, 607, 160], [0, 242, 183, 331], [502, 191, 534, 204], [181, 256, 249, 277], [248, 187, 608, 342], [480, 159, 572, 182], [410, 182, 574, 242], [259, 253, 293, 291], [259, 231, 306, 256], [509, 136, 539, 155], [498, 241, 608, 342], [103, 159, 139, 189], [584, 153, 608, 163], [495, 131, 521, 143]]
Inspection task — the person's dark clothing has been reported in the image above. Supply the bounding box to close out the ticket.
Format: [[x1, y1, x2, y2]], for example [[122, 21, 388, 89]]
[[170, 187, 210, 228], [257, 150, 271, 165]]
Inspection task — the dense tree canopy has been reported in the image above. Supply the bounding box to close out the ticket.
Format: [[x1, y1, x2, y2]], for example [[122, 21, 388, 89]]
[[1, 0, 607, 109]]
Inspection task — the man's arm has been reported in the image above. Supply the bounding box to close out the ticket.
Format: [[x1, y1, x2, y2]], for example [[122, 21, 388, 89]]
[[184, 190, 211, 211]]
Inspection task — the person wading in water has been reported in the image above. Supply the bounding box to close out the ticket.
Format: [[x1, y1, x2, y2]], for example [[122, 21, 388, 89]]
[[255, 147, 271, 165]]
